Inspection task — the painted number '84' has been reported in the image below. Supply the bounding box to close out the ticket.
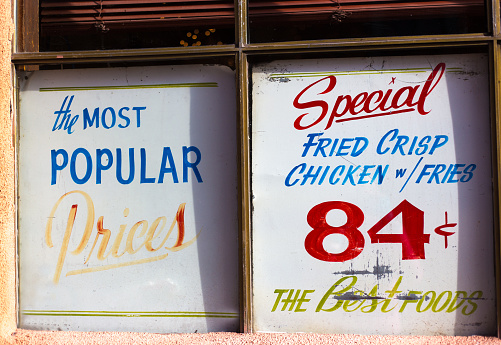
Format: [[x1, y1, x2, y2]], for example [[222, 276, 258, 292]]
[[304, 200, 430, 262]]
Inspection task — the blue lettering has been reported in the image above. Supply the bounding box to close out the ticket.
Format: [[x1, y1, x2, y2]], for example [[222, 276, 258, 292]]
[[358, 165, 375, 184], [352, 137, 369, 157], [101, 107, 116, 129], [133, 107, 146, 128], [183, 146, 203, 183], [416, 164, 434, 184], [301, 165, 322, 185], [118, 107, 131, 128], [337, 138, 353, 156], [460, 164, 476, 182], [140, 148, 155, 183], [329, 165, 345, 185], [415, 136, 431, 155], [314, 138, 331, 157], [302, 133, 323, 157], [96, 148, 113, 184], [70, 148, 92, 184], [52, 95, 78, 134], [83, 107, 100, 129], [377, 129, 398, 155], [158, 147, 179, 183], [429, 135, 448, 155], [318, 166, 330, 185], [447, 164, 465, 183], [285, 163, 306, 186], [391, 135, 409, 155], [371, 165, 388, 184], [51, 149, 68, 185], [342, 165, 360, 186], [428, 164, 447, 184], [116, 148, 135, 184]]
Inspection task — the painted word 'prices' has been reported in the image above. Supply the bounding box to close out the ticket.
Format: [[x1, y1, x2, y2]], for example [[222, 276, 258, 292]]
[[304, 199, 455, 262], [45, 190, 200, 284]]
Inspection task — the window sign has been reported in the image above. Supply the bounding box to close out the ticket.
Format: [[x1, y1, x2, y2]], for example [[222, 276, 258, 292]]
[[251, 54, 496, 335], [18, 65, 239, 333]]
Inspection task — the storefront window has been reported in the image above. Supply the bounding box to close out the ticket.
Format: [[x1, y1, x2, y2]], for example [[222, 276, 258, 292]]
[[12, 0, 500, 337], [44, 0, 235, 50], [248, 0, 486, 43]]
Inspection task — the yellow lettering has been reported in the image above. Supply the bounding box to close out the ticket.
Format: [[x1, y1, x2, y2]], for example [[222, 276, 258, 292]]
[[46, 190, 200, 283], [145, 217, 167, 252], [45, 190, 95, 284], [126, 220, 148, 254]]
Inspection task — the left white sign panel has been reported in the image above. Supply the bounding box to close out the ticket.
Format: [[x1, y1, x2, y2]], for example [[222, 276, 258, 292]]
[[18, 65, 239, 333]]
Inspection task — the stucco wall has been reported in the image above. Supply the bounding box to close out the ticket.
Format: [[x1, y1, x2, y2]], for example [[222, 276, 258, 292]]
[[2, 0, 501, 344], [0, 0, 16, 343]]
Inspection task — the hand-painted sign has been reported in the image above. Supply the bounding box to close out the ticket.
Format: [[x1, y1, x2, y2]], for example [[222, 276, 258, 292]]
[[251, 54, 496, 335], [18, 65, 239, 333]]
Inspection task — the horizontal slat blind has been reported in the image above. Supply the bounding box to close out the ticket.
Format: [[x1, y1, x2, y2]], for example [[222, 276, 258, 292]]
[[41, 0, 235, 30], [251, 0, 484, 19], [40, 0, 484, 31]]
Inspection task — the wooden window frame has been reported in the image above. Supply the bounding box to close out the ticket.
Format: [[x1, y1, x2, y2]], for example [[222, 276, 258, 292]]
[[11, 0, 501, 337]]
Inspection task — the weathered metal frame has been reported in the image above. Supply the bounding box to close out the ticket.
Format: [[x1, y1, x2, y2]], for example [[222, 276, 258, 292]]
[[11, 0, 501, 336]]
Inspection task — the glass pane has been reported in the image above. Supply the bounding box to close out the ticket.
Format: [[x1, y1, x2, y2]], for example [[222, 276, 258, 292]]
[[251, 53, 496, 335], [18, 64, 239, 332], [40, 0, 235, 51], [249, 0, 486, 43]]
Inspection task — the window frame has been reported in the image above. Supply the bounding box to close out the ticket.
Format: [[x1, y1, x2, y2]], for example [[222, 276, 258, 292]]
[[11, 0, 501, 336]]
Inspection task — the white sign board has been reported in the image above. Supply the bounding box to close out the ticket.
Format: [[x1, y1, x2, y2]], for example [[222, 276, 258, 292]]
[[18, 65, 239, 333], [251, 54, 496, 335]]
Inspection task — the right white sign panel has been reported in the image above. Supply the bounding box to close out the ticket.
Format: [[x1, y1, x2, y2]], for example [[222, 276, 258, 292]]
[[251, 54, 496, 335]]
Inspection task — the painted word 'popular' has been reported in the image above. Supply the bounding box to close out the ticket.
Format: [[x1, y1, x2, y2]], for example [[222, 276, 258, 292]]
[[292, 63, 445, 130], [272, 276, 482, 315], [45, 190, 200, 284], [51, 146, 203, 185]]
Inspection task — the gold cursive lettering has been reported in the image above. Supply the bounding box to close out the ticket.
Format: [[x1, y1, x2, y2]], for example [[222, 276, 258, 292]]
[[45, 190, 200, 284]]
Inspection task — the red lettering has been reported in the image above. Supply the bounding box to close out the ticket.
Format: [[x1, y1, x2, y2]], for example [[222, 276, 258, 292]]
[[363, 90, 383, 113], [417, 63, 445, 115], [292, 63, 446, 129], [305, 201, 365, 262], [376, 88, 394, 112], [391, 86, 419, 109], [350, 92, 368, 115], [304, 200, 431, 262], [293, 76, 336, 130], [326, 95, 352, 129]]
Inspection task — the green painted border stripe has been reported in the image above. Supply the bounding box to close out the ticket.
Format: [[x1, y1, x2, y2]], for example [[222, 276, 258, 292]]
[[23, 310, 236, 315], [23, 313, 237, 318], [22, 310, 238, 318], [269, 67, 462, 79], [39, 82, 218, 92]]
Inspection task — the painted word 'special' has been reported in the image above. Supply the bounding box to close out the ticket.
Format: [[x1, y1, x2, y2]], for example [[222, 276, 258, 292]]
[[292, 63, 445, 130], [272, 276, 482, 315], [51, 146, 203, 185], [45, 190, 200, 284]]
